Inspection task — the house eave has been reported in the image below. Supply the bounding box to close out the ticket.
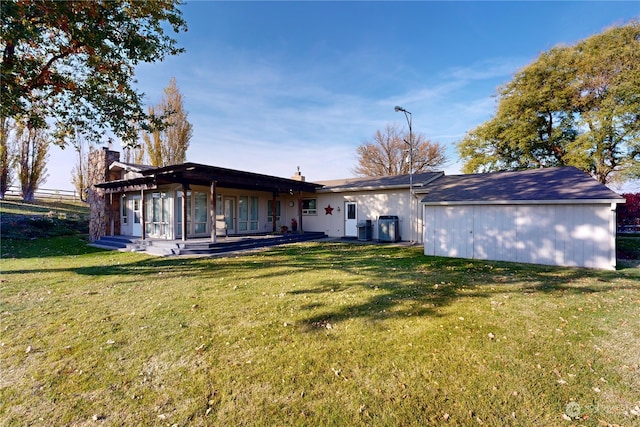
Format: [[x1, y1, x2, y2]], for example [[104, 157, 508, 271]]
[[94, 177, 157, 194], [318, 184, 412, 193], [421, 198, 625, 206], [319, 172, 444, 193]]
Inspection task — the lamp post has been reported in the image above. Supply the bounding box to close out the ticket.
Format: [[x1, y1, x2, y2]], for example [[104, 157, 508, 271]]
[[394, 105, 414, 244]]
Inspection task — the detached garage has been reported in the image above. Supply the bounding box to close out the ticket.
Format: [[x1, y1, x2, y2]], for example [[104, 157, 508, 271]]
[[421, 167, 625, 270]]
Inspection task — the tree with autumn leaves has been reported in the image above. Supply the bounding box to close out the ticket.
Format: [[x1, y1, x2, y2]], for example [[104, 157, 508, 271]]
[[0, 0, 187, 198], [618, 193, 640, 229], [141, 77, 193, 167], [1, 0, 186, 144], [458, 21, 640, 185]]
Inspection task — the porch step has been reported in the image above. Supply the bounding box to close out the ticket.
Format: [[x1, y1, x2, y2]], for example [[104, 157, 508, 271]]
[[90, 236, 149, 252], [90, 232, 328, 256], [178, 232, 327, 255]]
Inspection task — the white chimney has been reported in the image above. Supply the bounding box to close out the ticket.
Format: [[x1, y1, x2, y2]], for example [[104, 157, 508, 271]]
[[291, 166, 305, 182]]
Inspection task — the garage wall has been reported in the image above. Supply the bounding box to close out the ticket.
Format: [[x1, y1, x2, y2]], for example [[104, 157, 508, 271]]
[[423, 203, 616, 269]]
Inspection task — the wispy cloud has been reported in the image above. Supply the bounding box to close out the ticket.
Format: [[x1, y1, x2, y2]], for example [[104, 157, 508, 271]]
[[131, 48, 526, 182]]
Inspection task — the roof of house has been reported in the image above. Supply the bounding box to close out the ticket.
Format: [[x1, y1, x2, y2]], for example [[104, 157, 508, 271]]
[[109, 161, 156, 173], [318, 171, 444, 192], [420, 167, 624, 204], [96, 162, 323, 194]]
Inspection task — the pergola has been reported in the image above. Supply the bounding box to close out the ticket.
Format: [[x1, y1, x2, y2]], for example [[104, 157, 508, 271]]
[[95, 162, 322, 242]]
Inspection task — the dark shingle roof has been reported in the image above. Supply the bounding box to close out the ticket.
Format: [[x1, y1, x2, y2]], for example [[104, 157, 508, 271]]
[[420, 167, 624, 204], [319, 172, 443, 192]]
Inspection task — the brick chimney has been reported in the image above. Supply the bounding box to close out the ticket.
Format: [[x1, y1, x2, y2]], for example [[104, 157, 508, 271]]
[[87, 147, 120, 241]]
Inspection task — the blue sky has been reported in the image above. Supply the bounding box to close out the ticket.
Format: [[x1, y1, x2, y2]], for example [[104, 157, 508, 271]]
[[46, 1, 639, 191]]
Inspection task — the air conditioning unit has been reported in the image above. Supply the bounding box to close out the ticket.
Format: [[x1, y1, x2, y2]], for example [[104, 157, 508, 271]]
[[378, 215, 400, 242]]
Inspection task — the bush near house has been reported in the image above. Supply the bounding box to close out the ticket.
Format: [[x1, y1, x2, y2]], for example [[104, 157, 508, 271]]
[[618, 193, 640, 230]]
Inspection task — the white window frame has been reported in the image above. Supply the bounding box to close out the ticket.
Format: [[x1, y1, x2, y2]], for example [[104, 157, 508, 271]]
[[302, 198, 317, 215]]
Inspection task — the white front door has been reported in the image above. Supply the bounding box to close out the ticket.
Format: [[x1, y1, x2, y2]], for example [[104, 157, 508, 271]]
[[345, 202, 357, 237], [131, 195, 142, 237], [224, 197, 236, 235]]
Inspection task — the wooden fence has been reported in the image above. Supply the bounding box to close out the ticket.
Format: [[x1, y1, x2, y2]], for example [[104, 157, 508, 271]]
[[3, 186, 81, 201]]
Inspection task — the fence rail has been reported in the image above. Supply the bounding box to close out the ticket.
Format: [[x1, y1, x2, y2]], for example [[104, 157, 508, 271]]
[[3, 186, 81, 201]]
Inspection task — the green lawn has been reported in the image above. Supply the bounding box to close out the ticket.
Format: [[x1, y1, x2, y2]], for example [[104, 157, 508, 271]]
[[1, 236, 639, 426], [0, 198, 89, 239]]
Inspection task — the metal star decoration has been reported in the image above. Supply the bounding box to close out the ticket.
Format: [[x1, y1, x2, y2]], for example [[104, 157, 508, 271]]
[[324, 204, 334, 215]]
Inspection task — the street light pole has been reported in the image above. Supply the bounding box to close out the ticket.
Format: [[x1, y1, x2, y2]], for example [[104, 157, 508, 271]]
[[394, 106, 414, 245]]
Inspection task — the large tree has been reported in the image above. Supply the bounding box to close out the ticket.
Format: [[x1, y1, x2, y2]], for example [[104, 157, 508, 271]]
[[15, 115, 49, 202], [1, 0, 187, 147], [0, 117, 14, 199], [70, 132, 93, 202], [458, 21, 640, 184], [354, 124, 447, 177], [141, 77, 192, 166]]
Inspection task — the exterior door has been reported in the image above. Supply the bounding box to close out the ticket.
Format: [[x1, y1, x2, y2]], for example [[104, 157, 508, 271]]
[[345, 202, 357, 237], [224, 197, 236, 235], [131, 195, 142, 237]]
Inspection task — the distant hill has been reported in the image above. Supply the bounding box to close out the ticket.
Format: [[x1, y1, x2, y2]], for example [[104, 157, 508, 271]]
[[0, 198, 89, 240]]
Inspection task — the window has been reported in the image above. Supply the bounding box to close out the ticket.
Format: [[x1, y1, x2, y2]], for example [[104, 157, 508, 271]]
[[302, 199, 317, 215], [250, 196, 258, 230], [215, 194, 223, 216], [122, 196, 128, 224], [146, 192, 169, 237], [176, 191, 191, 236], [194, 192, 208, 234], [177, 191, 210, 236], [239, 196, 259, 232], [267, 200, 281, 223]]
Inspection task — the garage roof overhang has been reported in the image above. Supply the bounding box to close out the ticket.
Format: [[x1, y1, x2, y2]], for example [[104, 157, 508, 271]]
[[422, 198, 625, 206], [95, 162, 323, 194]]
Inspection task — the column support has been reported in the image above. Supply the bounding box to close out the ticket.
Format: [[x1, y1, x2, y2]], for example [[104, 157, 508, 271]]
[[109, 193, 114, 236], [140, 189, 146, 241], [272, 192, 278, 232], [210, 181, 217, 244], [298, 190, 303, 233], [182, 184, 188, 242]]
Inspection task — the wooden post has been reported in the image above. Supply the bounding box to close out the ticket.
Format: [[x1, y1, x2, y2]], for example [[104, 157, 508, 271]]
[[109, 193, 114, 236], [182, 184, 188, 242], [272, 192, 277, 232], [298, 190, 303, 233], [210, 181, 217, 244], [140, 189, 145, 241]]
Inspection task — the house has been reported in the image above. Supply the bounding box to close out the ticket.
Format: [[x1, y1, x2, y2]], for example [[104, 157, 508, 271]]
[[310, 172, 442, 243], [89, 148, 625, 269], [421, 167, 625, 270], [88, 147, 427, 245], [88, 148, 322, 243]]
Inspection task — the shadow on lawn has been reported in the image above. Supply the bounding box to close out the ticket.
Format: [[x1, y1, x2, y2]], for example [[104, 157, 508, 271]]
[[4, 241, 639, 327], [85, 242, 640, 327]]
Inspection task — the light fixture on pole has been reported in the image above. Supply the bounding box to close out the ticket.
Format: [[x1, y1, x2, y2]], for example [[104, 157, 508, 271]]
[[394, 105, 414, 244]]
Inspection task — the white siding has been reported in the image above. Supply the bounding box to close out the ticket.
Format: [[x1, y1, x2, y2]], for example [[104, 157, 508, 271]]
[[423, 203, 616, 270], [424, 206, 473, 259], [473, 206, 517, 262], [305, 190, 421, 242]]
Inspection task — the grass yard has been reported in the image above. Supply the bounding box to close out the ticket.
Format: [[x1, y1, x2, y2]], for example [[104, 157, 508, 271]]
[[0, 199, 89, 240], [1, 236, 639, 426]]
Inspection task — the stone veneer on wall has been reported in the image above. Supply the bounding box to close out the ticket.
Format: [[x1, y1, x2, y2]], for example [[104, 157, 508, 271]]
[[87, 148, 120, 241]]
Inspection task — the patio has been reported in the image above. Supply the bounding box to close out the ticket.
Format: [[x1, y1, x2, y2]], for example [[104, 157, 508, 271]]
[[90, 231, 329, 256]]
